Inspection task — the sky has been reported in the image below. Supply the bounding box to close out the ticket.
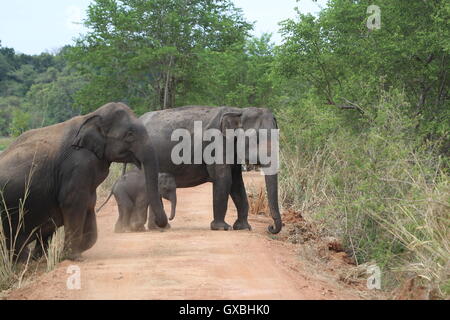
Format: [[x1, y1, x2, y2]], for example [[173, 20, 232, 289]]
[[0, 0, 327, 55]]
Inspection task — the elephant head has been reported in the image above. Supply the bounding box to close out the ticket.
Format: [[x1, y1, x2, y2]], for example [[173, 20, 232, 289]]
[[73, 102, 168, 228], [218, 107, 282, 234]]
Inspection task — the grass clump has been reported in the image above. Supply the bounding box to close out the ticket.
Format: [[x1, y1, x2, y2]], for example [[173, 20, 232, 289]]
[[0, 175, 35, 291], [41, 227, 65, 272]]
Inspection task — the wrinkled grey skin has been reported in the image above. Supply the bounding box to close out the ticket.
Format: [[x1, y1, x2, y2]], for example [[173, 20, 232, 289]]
[[0, 102, 168, 261], [140, 106, 282, 234], [96, 169, 177, 233]]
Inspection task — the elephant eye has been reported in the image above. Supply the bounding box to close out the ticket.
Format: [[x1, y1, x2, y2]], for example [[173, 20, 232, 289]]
[[124, 130, 135, 142]]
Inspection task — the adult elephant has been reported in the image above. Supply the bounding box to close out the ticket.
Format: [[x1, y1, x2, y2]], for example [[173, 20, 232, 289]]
[[0, 102, 168, 261], [140, 106, 282, 234]]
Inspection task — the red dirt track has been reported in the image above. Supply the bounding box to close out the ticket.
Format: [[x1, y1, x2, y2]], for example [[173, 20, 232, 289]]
[[7, 173, 360, 300]]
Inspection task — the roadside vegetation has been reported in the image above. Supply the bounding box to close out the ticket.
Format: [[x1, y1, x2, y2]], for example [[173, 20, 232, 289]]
[[0, 137, 13, 151], [0, 0, 448, 298], [275, 0, 449, 298], [0, 170, 65, 293]]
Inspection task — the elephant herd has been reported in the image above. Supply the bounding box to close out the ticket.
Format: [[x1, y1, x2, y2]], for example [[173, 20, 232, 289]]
[[0, 103, 281, 262]]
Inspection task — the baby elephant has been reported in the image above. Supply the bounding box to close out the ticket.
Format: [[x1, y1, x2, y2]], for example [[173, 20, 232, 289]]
[[97, 169, 176, 233]]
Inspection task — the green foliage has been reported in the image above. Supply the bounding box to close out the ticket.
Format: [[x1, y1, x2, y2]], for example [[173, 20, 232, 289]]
[[277, 0, 450, 146], [180, 34, 275, 107], [68, 0, 253, 112], [0, 137, 13, 151], [9, 109, 31, 137], [25, 70, 87, 128], [0, 43, 86, 136], [279, 90, 449, 296], [276, 2, 449, 295]]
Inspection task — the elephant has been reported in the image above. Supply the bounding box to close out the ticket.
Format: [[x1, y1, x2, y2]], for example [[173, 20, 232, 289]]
[[140, 106, 282, 234], [0, 102, 168, 261], [96, 169, 177, 233]]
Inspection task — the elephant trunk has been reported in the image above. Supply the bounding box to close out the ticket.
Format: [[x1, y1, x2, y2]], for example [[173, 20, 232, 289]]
[[169, 192, 177, 221], [265, 173, 282, 234], [139, 143, 168, 229]]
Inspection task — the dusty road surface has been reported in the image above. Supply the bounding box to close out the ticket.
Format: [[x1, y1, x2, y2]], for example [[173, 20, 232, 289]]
[[7, 173, 360, 300]]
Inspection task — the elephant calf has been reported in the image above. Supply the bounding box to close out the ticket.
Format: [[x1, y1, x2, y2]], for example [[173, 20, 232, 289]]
[[97, 169, 177, 233]]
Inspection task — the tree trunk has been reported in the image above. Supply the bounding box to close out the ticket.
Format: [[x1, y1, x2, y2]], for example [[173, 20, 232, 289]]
[[162, 56, 175, 109]]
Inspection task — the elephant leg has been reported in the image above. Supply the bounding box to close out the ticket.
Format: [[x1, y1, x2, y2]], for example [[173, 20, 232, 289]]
[[114, 193, 133, 233], [210, 165, 232, 231], [80, 207, 97, 252], [61, 210, 87, 261], [147, 197, 170, 230], [60, 191, 95, 261], [32, 232, 53, 260], [230, 165, 251, 231], [16, 247, 32, 263], [147, 203, 157, 230], [130, 207, 147, 232], [13, 234, 33, 263], [130, 194, 147, 232], [81, 209, 98, 251]]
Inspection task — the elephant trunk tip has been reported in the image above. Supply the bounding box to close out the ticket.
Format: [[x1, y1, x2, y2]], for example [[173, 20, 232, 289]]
[[268, 218, 282, 234]]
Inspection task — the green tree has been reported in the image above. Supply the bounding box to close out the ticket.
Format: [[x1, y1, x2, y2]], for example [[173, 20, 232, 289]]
[[181, 34, 275, 107], [277, 0, 449, 142], [9, 109, 30, 137], [0, 96, 22, 136], [69, 0, 253, 112], [25, 70, 87, 128]]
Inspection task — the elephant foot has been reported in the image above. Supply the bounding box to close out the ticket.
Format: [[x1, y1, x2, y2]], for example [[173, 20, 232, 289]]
[[210, 220, 231, 231], [130, 224, 146, 232], [114, 223, 128, 233], [31, 246, 45, 261], [147, 222, 159, 230], [66, 252, 84, 262], [147, 222, 171, 231], [233, 219, 252, 231], [16, 247, 32, 263]]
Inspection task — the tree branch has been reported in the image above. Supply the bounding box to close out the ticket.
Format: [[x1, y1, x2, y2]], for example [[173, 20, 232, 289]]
[[327, 98, 365, 115]]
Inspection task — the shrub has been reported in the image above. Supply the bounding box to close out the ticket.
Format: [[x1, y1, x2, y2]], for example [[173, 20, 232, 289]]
[[9, 109, 31, 137], [278, 90, 449, 297]]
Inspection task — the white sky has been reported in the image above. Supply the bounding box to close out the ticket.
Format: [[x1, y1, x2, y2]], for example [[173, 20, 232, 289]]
[[0, 0, 327, 55]]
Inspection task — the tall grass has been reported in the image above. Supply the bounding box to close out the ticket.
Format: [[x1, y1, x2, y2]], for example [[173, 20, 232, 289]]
[[0, 168, 35, 291], [0, 154, 65, 292], [278, 91, 449, 298], [41, 227, 65, 272]]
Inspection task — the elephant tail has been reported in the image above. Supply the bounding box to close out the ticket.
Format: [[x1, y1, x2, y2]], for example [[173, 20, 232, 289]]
[[96, 164, 128, 214], [96, 182, 116, 214]]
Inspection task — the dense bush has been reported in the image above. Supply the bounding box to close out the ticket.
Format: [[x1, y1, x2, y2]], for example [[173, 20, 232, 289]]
[[278, 90, 449, 296], [273, 1, 449, 296]]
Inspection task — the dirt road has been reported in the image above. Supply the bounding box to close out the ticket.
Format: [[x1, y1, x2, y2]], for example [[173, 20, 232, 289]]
[[7, 173, 360, 300]]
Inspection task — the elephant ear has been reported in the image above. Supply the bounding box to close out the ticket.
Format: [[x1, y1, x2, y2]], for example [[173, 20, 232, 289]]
[[219, 111, 243, 135], [72, 115, 106, 159]]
